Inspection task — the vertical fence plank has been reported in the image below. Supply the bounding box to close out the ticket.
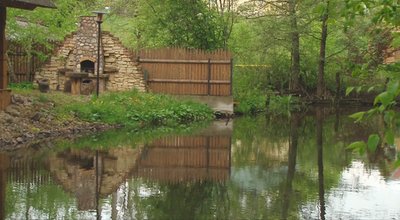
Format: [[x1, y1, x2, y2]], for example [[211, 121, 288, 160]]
[[207, 59, 211, 96]]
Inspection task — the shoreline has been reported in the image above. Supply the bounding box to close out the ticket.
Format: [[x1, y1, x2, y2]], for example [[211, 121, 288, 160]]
[[0, 94, 116, 151]]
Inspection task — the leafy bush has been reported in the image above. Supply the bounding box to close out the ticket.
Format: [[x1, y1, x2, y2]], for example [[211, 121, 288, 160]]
[[267, 95, 301, 116], [234, 89, 266, 114], [9, 82, 35, 90], [66, 90, 214, 128], [233, 67, 268, 114]]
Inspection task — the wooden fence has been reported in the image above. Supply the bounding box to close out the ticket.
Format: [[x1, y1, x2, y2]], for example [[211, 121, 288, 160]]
[[7, 41, 52, 83], [135, 48, 233, 96]]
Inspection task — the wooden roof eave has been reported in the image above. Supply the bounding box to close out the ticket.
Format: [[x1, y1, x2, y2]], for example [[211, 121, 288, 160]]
[[1, 0, 56, 10]]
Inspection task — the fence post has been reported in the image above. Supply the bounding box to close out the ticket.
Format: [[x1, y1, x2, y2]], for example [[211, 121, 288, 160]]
[[230, 58, 233, 96], [208, 58, 211, 96]]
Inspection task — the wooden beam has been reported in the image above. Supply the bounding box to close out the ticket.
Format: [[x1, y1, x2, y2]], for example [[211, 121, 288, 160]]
[[0, 6, 11, 110], [0, 6, 7, 90], [0, 0, 56, 10], [139, 58, 231, 64], [147, 79, 231, 84]]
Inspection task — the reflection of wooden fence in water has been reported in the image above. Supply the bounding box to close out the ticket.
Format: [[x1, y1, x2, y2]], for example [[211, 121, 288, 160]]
[[7, 159, 52, 185], [137, 136, 231, 183]]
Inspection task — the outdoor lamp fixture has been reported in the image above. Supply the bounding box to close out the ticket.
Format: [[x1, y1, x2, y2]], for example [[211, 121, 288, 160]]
[[92, 11, 107, 97]]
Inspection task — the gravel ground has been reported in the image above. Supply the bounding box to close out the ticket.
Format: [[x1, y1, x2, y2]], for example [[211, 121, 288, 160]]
[[0, 94, 114, 150]]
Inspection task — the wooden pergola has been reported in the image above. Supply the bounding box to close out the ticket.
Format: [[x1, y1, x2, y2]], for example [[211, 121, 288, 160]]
[[0, 0, 56, 110]]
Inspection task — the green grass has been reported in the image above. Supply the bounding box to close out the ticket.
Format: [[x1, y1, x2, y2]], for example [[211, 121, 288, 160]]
[[64, 89, 214, 128], [11, 86, 214, 128]]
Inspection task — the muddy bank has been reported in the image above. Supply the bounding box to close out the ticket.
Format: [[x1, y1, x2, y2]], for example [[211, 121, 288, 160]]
[[0, 94, 115, 151]]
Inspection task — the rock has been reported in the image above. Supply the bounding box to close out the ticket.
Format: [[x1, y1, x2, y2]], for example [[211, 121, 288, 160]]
[[5, 115, 14, 124], [12, 94, 32, 106], [24, 133, 34, 139], [31, 112, 44, 121], [5, 106, 21, 117], [16, 137, 24, 143], [39, 117, 48, 123]]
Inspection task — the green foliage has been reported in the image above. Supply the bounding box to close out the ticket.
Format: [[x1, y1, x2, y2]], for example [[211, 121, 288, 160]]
[[7, 0, 97, 53], [8, 82, 34, 90], [66, 90, 214, 128], [102, 0, 230, 50], [233, 67, 267, 114], [37, 94, 50, 103], [234, 89, 266, 115], [347, 141, 367, 154], [346, 133, 380, 154], [367, 134, 380, 152], [233, 65, 302, 115], [267, 95, 300, 116]]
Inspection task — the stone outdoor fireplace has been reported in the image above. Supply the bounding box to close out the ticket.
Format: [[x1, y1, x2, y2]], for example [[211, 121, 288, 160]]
[[35, 16, 145, 95], [80, 60, 94, 73]]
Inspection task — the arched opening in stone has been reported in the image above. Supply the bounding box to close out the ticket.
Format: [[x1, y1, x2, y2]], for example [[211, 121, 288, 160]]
[[80, 60, 94, 73]]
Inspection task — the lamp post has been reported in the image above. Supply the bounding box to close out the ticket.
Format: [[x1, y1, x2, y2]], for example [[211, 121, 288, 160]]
[[93, 11, 106, 97]]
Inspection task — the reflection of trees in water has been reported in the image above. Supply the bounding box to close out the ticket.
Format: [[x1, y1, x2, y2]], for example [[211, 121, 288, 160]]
[[281, 113, 301, 219], [316, 107, 326, 220], [124, 181, 230, 219], [231, 107, 372, 219]]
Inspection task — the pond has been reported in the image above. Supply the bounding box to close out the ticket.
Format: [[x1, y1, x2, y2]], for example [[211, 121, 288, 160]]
[[1, 106, 400, 219]]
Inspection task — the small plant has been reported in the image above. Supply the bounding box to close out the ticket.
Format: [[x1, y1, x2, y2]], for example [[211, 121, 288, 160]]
[[234, 89, 266, 115], [9, 82, 35, 90], [37, 94, 49, 103]]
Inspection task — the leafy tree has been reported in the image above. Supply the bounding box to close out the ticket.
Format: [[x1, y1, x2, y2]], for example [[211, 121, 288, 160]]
[[7, 0, 96, 46], [345, 0, 400, 161]]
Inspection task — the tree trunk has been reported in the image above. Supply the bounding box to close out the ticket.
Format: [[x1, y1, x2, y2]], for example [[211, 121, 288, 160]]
[[289, 0, 300, 93], [317, 0, 329, 99]]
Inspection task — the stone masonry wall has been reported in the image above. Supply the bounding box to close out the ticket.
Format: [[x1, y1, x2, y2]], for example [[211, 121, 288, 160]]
[[385, 49, 400, 64], [102, 32, 145, 91], [35, 34, 76, 90], [35, 16, 145, 93]]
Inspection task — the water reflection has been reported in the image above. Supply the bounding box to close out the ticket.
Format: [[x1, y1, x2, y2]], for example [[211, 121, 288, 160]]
[[0, 153, 9, 220], [48, 147, 139, 211], [316, 108, 325, 220], [281, 112, 301, 219], [1, 107, 400, 219], [137, 135, 231, 183]]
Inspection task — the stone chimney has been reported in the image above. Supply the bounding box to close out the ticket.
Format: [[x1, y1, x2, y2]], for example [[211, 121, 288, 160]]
[[75, 16, 104, 75]]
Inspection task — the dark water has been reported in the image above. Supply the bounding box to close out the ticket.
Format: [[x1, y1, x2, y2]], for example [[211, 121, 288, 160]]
[[1, 107, 400, 220]]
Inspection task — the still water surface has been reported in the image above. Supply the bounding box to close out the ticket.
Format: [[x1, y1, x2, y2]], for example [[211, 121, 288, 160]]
[[1, 107, 400, 219]]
